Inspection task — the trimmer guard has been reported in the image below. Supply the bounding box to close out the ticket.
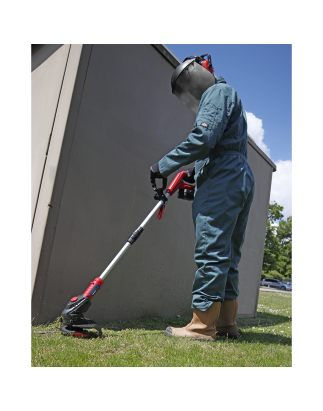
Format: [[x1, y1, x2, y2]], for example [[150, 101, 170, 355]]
[[60, 318, 102, 338]]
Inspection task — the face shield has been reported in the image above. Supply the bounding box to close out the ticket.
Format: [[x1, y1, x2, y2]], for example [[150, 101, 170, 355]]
[[171, 58, 215, 114]]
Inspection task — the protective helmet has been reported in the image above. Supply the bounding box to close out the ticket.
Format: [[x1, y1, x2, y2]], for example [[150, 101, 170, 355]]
[[171, 54, 215, 114]]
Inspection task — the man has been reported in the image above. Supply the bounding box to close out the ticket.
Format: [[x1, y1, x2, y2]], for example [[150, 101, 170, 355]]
[[150, 54, 255, 341]]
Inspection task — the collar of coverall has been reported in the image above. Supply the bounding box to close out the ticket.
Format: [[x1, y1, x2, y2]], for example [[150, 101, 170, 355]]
[[214, 76, 226, 84]]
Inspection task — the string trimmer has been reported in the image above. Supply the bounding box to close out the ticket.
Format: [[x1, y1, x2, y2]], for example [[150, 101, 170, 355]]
[[60, 170, 194, 338]]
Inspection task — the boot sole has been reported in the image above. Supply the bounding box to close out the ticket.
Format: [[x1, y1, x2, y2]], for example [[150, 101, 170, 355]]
[[164, 327, 217, 341]]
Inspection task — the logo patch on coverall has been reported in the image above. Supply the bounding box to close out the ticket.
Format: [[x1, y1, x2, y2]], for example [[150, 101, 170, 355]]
[[201, 123, 208, 128]]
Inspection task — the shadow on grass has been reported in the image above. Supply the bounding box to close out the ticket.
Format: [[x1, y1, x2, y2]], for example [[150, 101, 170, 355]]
[[100, 316, 191, 334], [255, 311, 292, 327], [236, 331, 291, 346], [100, 311, 291, 332], [35, 313, 291, 346], [234, 311, 292, 346], [99, 312, 292, 346]]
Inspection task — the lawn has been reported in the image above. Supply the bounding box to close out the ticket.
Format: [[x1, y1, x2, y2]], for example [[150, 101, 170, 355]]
[[31, 290, 292, 367]]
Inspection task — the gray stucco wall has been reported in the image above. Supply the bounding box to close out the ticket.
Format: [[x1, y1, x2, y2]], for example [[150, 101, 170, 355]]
[[238, 142, 273, 317], [32, 44, 275, 324]]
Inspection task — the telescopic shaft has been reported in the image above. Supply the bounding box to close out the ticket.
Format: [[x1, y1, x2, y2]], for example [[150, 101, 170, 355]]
[[99, 193, 169, 281]]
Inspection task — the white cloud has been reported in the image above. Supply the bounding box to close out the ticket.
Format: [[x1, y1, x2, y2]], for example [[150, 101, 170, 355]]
[[245, 112, 291, 218], [271, 222, 278, 235], [270, 159, 292, 218], [246, 112, 271, 157]]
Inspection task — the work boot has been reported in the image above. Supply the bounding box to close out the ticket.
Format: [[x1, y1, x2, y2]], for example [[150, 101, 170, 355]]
[[215, 298, 240, 339], [164, 301, 221, 341]]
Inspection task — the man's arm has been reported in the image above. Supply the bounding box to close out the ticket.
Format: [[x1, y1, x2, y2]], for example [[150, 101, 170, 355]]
[[158, 87, 231, 178]]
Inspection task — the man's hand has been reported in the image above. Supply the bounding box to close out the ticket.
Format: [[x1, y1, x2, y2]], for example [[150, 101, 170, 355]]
[[150, 162, 163, 180], [150, 162, 167, 201], [183, 167, 195, 184]]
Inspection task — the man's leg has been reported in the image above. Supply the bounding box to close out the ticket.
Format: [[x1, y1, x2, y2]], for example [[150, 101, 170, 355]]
[[216, 184, 255, 338], [164, 156, 254, 340], [164, 174, 240, 341], [224, 184, 255, 300], [191, 174, 243, 311]]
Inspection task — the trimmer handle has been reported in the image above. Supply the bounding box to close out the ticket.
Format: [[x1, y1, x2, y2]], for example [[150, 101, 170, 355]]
[[151, 175, 168, 203], [166, 171, 195, 196], [150, 175, 167, 192]]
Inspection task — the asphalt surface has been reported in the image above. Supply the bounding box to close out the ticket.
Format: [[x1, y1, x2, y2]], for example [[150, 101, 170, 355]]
[[259, 286, 292, 294]]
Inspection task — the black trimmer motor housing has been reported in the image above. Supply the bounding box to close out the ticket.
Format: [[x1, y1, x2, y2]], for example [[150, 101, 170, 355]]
[[60, 279, 104, 338], [177, 188, 194, 201]]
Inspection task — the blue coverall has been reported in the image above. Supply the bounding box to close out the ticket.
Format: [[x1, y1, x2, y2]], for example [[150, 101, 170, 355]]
[[158, 76, 255, 311]]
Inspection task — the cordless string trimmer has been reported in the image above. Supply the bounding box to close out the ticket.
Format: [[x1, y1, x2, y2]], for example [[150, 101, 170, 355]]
[[60, 170, 194, 338]]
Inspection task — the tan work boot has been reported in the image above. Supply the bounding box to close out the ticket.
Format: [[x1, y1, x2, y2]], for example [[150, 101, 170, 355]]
[[215, 298, 240, 339], [164, 301, 221, 341]]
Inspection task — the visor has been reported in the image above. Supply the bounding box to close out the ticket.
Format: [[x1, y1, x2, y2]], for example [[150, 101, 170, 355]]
[[171, 59, 215, 114]]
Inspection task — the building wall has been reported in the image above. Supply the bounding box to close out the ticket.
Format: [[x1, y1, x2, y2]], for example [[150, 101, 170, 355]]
[[31, 44, 69, 223], [238, 142, 273, 317], [31, 45, 83, 295], [32, 44, 275, 323]]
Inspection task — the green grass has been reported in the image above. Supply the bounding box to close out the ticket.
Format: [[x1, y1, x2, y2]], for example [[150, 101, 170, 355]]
[[31, 290, 292, 367]]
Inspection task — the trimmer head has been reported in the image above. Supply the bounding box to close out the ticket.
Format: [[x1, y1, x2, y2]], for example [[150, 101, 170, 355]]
[[60, 293, 102, 338], [60, 318, 102, 338]]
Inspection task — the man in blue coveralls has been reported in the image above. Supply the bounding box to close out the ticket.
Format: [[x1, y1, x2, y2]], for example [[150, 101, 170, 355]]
[[150, 54, 255, 341]]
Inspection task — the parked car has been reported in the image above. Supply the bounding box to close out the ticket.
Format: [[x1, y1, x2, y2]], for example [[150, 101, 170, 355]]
[[260, 278, 292, 291], [282, 281, 292, 291]]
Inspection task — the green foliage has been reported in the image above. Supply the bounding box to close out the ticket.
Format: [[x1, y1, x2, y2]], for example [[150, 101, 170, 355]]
[[277, 216, 292, 243], [276, 216, 292, 278], [261, 271, 268, 280], [263, 220, 280, 273], [262, 202, 292, 279], [267, 201, 284, 223]]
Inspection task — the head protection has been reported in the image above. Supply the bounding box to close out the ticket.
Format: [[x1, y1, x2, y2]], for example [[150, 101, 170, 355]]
[[171, 54, 215, 114]]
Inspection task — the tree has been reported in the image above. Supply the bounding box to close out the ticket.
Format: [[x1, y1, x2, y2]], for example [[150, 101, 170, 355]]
[[268, 201, 284, 223], [277, 216, 292, 278], [262, 220, 280, 272], [262, 203, 292, 279], [262, 202, 283, 273], [277, 216, 292, 244]]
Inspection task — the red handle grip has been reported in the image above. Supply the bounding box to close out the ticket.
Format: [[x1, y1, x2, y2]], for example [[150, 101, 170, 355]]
[[180, 182, 195, 190], [166, 171, 195, 196], [83, 277, 104, 300]]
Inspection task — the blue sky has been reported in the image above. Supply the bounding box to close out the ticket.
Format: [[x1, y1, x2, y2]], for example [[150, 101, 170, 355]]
[[165, 44, 292, 218]]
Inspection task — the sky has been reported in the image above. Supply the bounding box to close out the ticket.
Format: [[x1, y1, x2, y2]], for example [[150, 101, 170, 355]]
[[165, 44, 292, 219]]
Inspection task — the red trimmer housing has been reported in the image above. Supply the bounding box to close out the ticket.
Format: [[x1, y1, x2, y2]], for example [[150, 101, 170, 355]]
[[156, 171, 195, 219], [166, 170, 195, 197], [83, 277, 104, 300]]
